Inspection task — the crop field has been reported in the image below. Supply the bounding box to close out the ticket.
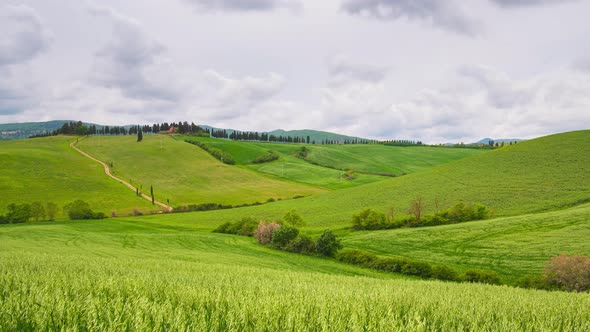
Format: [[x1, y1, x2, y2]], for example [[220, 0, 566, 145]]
[[77, 135, 324, 207], [344, 203, 590, 282], [0, 136, 151, 216], [2, 219, 590, 331]]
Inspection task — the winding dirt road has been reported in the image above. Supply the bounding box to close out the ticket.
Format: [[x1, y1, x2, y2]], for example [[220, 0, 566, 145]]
[[70, 138, 173, 212]]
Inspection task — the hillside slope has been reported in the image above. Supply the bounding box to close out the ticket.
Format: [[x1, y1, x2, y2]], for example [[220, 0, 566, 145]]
[[77, 135, 324, 207], [0, 136, 152, 216]]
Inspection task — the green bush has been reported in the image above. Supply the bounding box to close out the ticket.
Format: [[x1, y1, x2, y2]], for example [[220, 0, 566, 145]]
[[5, 203, 32, 223], [401, 261, 432, 278], [271, 225, 299, 249], [213, 217, 258, 236], [253, 151, 279, 164], [63, 200, 105, 220], [315, 230, 342, 257], [463, 270, 501, 285], [285, 235, 316, 255], [352, 209, 387, 230], [431, 265, 460, 281]]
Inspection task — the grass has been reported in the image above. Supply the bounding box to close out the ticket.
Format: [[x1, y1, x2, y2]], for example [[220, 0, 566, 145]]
[[343, 203, 590, 282], [2, 218, 590, 331], [184, 137, 483, 189], [0, 136, 152, 217], [77, 135, 324, 207]]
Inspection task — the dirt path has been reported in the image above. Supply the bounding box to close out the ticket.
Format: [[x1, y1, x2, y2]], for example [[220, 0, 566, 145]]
[[70, 138, 173, 212]]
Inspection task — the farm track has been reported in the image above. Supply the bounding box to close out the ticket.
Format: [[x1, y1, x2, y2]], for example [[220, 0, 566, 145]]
[[69, 138, 173, 212]]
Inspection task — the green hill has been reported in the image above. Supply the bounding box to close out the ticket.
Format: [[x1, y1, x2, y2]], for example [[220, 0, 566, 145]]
[[2, 218, 589, 330], [76, 135, 324, 207], [0, 136, 152, 217]]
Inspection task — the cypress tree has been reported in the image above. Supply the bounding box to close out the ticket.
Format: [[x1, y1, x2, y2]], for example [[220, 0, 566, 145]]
[[137, 129, 143, 142], [150, 186, 154, 205]]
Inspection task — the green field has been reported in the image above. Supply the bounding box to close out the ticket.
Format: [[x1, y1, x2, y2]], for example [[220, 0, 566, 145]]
[[1, 219, 589, 331], [0, 136, 151, 217], [2, 129, 590, 330], [77, 135, 324, 207]]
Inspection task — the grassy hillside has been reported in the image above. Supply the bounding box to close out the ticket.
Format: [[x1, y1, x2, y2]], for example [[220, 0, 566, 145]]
[[77, 135, 324, 207], [0, 136, 152, 216], [344, 203, 590, 282], [186, 137, 483, 189], [1, 219, 589, 330]]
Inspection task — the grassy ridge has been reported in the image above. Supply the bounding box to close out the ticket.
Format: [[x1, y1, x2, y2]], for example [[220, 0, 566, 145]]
[[77, 135, 324, 207], [2, 219, 590, 330], [344, 203, 590, 282], [0, 136, 151, 216]]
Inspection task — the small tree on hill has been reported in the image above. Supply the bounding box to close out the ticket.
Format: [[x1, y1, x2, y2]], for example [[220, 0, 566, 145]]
[[137, 129, 143, 142], [408, 195, 425, 222], [150, 185, 154, 205], [283, 210, 305, 227], [315, 230, 342, 257], [254, 221, 281, 244], [30, 201, 46, 222], [46, 202, 58, 221], [545, 255, 590, 292]]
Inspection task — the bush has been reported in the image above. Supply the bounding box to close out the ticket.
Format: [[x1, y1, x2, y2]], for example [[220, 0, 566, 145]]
[[6, 203, 32, 223], [352, 209, 387, 230], [63, 200, 105, 220], [401, 261, 432, 279], [285, 235, 316, 255], [213, 217, 258, 236], [283, 210, 305, 227], [186, 140, 235, 165], [431, 265, 460, 281], [0, 215, 8, 224], [463, 270, 501, 285], [544, 255, 590, 292], [271, 225, 299, 249], [254, 221, 281, 244], [253, 151, 279, 164], [315, 230, 342, 257]]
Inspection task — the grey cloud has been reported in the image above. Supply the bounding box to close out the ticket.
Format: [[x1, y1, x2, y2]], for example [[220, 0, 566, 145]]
[[458, 65, 533, 109], [89, 5, 177, 101], [341, 0, 478, 35], [0, 5, 51, 66], [328, 56, 388, 86], [490, 0, 578, 7], [183, 0, 302, 12]]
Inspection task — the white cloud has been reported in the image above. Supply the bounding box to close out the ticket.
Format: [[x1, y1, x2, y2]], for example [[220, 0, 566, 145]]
[[183, 0, 302, 13]]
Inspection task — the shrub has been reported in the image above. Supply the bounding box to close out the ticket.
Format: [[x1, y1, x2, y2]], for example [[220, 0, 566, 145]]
[[214, 218, 259, 236], [401, 261, 432, 279], [6, 203, 32, 223], [431, 265, 460, 281], [544, 255, 590, 292], [285, 235, 316, 255], [283, 210, 305, 227], [463, 270, 501, 285], [352, 209, 387, 230], [254, 221, 281, 244], [315, 230, 342, 257], [271, 225, 299, 249], [0, 215, 8, 224], [253, 151, 279, 164], [336, 249, 378, 266], [63, 200, 105, 220]]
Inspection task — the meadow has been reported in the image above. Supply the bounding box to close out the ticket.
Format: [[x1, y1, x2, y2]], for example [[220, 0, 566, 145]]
[[76, 135, 324, 207], [2, 219, 590, 331], [0, 136, 151, 217]]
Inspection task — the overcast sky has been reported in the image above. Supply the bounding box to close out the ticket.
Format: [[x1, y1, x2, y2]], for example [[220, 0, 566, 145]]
[[1, 0, 590, 142]]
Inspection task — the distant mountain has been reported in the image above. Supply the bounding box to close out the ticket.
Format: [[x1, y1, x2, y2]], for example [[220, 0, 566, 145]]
[[475, 138, 524, 145], [0, 121, 370, 143], [0, 120, 70, 140]]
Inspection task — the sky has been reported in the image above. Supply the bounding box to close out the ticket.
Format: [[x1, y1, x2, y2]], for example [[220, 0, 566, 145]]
[[1, 0, 590, 143]]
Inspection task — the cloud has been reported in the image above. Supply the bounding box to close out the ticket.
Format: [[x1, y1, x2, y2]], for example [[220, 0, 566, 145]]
[[196, 70, 286, 120], [328, 56, 389, 87], [0, 5, 50, 115], [88, 4, 178, 101], [183, 0, 302, 13], [0, 4, 51, 66], [340, 0, 479, 35], [490, 0, 579, 8]]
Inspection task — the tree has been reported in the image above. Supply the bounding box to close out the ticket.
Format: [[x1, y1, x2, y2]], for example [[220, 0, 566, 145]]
[[150, 185, 154, 205], [254, 221, 281, 244], [408, 195, 425, 222], [270, 225, 299, 249], [315, 230, 342, 257], [46, 202, 58, 221], [6, 203, 32, 223], [545, 255, 590, 292], [283, 210, 305, 227], [30, 201, 46, 222], [63, 200, 104, 220], [352, 208, 386, 230], [137, 129, 143, 142]]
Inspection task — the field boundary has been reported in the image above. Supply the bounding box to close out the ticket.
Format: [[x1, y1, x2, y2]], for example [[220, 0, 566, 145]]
[[69, 138, 173, 212]]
